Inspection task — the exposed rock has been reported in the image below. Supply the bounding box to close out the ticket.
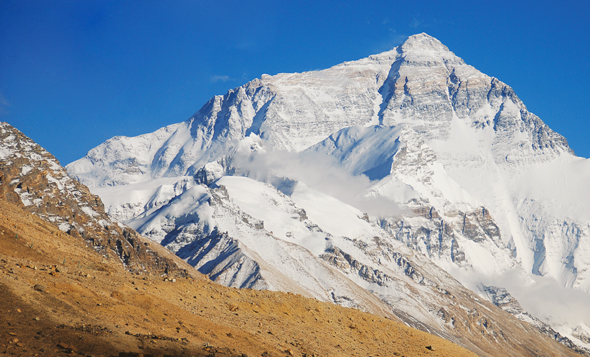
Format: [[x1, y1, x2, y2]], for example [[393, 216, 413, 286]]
[[0, 122, 187, 277], [379, 201, 508, 269], [573, 326, 590, 344]]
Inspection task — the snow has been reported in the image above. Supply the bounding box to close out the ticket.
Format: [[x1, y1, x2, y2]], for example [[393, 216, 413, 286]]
[[80, 206, 98, 218], [0, 146, 10, 160], [92, 176, 197, 222], [216, 176, 326, 255], [58, 222, 71, 232], [46, 174, 64, 191], [290, 181, 376, 241], [20, 165, 33, 175], [129, 184, 213, 244]]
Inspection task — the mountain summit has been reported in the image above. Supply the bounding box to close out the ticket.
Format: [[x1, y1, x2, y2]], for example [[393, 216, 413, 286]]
[[401, 32, 452, 51], [67, 34, 590, 354], [68, 33, 570, 187]]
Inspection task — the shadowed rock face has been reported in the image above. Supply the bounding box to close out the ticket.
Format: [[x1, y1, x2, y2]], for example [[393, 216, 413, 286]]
[[0, 122, 186, 277]]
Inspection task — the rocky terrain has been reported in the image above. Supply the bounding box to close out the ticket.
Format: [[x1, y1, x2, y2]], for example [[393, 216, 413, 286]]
[[0, 122, 185, 278], [1, 122, 587, 356], [0, 196, 484, 357]]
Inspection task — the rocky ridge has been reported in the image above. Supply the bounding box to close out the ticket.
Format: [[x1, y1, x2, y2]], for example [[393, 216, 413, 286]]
[[0, 122, 187, 277]]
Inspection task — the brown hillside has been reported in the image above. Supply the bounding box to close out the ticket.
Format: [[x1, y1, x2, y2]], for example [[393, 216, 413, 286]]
[[0, 122, 187, 279], [0, 198, 477, 357]]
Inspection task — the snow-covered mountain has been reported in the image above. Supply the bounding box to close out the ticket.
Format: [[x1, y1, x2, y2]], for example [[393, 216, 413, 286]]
[[67, 33, 590, 354]]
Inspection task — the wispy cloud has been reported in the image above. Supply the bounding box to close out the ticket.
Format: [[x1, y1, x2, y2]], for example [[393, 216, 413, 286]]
[[211, 75, 232, 83], [235, 39, 258, 50], [497, 270, 590, 328], [232, 149, 403, 217], [409, 16, 440, 30], [454, 266, 590, 328], [371, 33, 408, 54]]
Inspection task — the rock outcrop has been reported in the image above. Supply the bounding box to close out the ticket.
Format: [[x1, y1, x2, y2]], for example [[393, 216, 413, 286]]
[[0, 122, 186, 277]]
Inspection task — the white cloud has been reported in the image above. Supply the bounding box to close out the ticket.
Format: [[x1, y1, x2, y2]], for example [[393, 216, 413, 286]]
[[453, 266, 590, 329], [497, 270, 590, 328], [211, 75, 232, 83], [371, 33, 408, 54], [232, 149, 403, 218]]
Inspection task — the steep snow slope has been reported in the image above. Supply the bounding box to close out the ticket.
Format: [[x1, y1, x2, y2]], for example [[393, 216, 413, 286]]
[[67, 33, 590, 350]]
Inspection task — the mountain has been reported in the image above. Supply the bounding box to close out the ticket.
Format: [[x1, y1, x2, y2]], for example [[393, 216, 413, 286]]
[[67, 33, 590, 354], [0, 122, 189, 277], [0, 124, 486, 357]]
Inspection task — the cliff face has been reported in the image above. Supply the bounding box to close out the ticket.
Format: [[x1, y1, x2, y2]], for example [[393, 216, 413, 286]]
[[0, 122, 186, 277]]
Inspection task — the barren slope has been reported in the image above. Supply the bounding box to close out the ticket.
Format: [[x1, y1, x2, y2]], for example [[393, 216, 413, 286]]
[[0, 198, 479, 357]]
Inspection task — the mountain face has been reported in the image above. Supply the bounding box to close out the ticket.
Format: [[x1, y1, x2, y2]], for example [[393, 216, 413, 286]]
[[0, 122, 187, 277], [1, 124, 577, 357], [67, 33, 590, 353]]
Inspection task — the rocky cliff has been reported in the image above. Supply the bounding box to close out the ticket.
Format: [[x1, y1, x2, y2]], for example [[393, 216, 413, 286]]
[[0, 122, 187, 277]]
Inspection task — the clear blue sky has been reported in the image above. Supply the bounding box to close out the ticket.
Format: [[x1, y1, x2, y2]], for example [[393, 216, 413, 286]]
[[1, 0, 589, 164]]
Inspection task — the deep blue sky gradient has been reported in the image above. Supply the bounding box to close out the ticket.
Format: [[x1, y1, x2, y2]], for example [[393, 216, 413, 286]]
[[1, 0, 589, 164]]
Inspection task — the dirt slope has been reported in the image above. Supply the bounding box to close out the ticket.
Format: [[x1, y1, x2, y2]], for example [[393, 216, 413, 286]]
[[0, 198, 478, 357], [0, 122, 187, 278]]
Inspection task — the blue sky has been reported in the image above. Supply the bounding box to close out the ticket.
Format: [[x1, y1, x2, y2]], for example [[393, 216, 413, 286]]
[[1, 0, 589, 164]]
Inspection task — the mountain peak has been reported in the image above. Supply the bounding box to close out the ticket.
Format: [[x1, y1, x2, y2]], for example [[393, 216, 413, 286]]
[[400, 33, 450, 52]]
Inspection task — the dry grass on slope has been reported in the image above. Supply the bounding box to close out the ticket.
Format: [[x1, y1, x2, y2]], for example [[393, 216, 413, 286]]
[[0, 198, 477, 357]]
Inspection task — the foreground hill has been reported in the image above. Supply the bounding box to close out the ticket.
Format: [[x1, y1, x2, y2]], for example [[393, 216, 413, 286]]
[[0, 122, 185, 278]]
